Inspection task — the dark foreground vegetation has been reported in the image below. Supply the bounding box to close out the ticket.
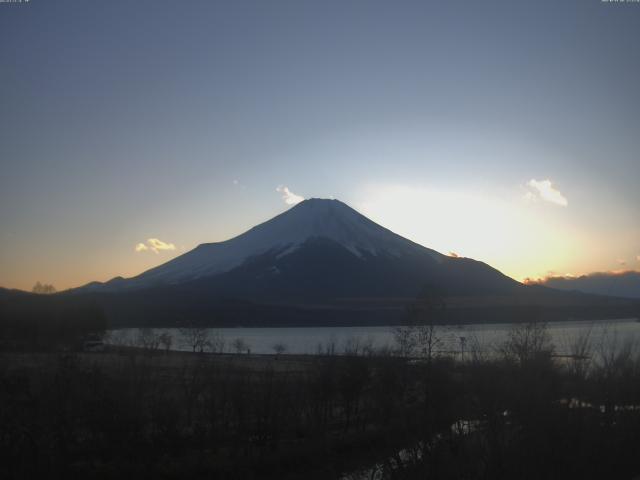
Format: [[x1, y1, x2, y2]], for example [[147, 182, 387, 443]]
[[2, 289, 640, 478], [2, 322, 640, 480], [0, 290, 106, 351]]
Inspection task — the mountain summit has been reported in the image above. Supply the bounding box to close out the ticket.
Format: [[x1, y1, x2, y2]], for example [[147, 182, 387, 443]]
[[111, 198, 445, 289], [83, 198, 518, 297], [72, 199, 638, 326], [72, 198, 563, 325]]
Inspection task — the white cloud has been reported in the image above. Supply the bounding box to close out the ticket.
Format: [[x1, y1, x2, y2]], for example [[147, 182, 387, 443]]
[[135, 238, 176, 254], [276, 185, 304, 205], [135, 243, 148, 252], [524, 179, 568, 207]]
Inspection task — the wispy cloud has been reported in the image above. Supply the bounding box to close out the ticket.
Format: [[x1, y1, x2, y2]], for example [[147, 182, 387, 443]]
[[276, 185, 304, 205], [135, 238, 176, 254], [524, 179, 568, 207], [525, 270, 638, 285], [524, 270, 640, 299], [618, 258, 627, 266], [135, 243, 148, 252], [523, 271, 574, 284]]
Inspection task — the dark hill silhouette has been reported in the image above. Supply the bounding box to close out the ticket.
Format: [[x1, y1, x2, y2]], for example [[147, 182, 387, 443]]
[[532, 271, 640, 299]]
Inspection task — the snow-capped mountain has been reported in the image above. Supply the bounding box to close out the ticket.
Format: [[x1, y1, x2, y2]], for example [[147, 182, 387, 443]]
[[92, 198, 448, 290], [71, 198, 542, 325], [71, 198, 639, 327]]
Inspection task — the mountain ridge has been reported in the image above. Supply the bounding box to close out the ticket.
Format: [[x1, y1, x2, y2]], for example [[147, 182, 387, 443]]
[[532, 271, 640, 299]]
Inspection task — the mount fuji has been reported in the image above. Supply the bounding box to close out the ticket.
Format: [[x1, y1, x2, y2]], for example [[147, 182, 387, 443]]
[[82, 198, 519, 296], [72, 199, 636, 326]]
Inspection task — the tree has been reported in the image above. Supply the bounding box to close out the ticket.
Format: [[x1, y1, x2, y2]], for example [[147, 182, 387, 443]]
[[500, 320, 553, 366], [459, 335, 467, 362], [394, 286, 446, 361], [393, 325, 417, 357], [410, 287, 446, 362], [136, 328, 160, 352], [208, 331, 225, 353], [32, 282, 56, 294], [232, 337, 248, 354], [272, 342, 287, 355], [179, 320, 210, 353], [566, 327, 592, 379], [158, 332, 173, 353]]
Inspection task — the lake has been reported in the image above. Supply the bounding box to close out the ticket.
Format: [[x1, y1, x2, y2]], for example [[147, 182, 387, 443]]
[[106, 318, 640, 357]]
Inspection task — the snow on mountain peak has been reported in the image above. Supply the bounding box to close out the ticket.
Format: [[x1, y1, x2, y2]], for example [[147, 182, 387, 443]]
[[117, 198, 445, 287]]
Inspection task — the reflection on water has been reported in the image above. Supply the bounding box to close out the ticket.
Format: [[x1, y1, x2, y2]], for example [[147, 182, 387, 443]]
[[106, 318, 640, 356]]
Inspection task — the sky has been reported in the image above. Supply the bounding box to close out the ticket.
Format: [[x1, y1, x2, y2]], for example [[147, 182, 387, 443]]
[[1, 0, 639, 291]]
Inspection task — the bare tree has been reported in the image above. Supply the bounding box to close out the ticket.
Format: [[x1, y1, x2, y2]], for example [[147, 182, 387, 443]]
[[459, 336, 467, 362], [136, 328, 160, 352], [595, 326, 637, 376], [500, 320, 553, 366], [316, 334, 337, 356], [393, 325, 417, 357], [361, 335, 376, 357], [565, 327, 593, 379], [158, 332, 173, 353], [466, 333, 489, 364], [415, 320, 442, 363], [344, 336, 361, 356], [180, 322, 210, 353], [232, 337, 248, 354], [208, 331, 225, 353], [32, 281, 56, 294], [105, 329, 131, 350], [394, 287, 446, 361]]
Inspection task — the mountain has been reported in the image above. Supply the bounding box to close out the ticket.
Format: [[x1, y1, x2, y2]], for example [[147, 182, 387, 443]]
[[532, 271, 640, 299], [72, 199, 638, 327], [0, 287, 30, 300], [100, 198, 447, 289], [81, 198, 519, 296]]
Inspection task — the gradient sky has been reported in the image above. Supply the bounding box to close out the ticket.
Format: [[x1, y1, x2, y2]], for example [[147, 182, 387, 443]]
[[1, 0, 639, 291]]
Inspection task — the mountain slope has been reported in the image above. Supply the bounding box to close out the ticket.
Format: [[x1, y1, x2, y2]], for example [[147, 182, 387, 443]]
[[69, 198, 639, 327], [172, 236, 521, 300]]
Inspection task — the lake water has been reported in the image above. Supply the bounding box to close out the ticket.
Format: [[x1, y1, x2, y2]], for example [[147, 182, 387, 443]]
[[106, 318, 640, 357]]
